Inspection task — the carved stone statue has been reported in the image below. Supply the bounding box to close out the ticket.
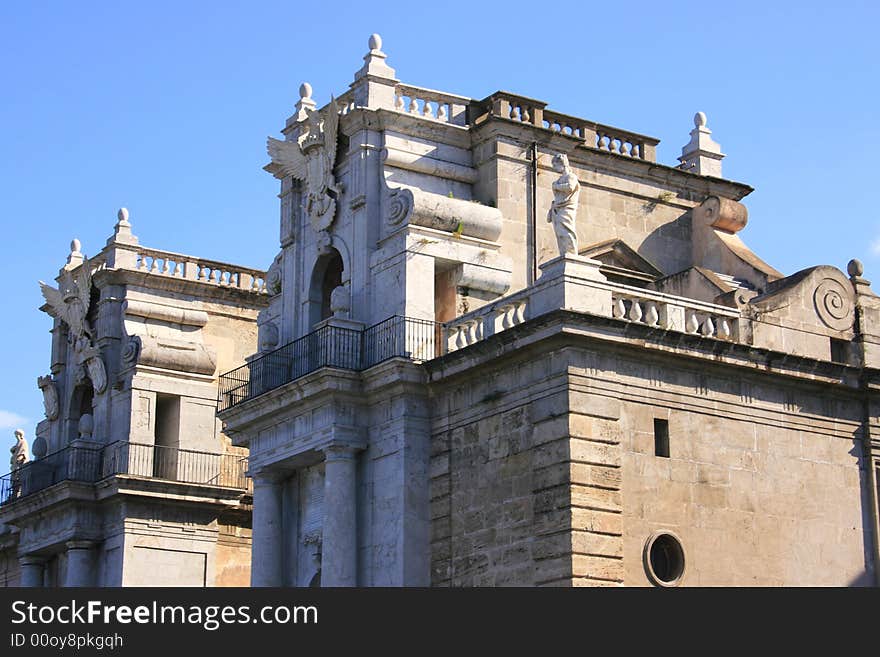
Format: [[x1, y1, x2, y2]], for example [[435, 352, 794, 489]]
[[38, 256, 108, 395], [547, 153, 580, 256], [266, 95, 340, 249], [39, 255, 94, 353], [10, 429, 29, 470]]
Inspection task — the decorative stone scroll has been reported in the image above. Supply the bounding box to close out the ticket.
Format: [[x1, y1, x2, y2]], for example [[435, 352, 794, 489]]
[[814, 278, 853, 331], [385, 186, 503, 242]]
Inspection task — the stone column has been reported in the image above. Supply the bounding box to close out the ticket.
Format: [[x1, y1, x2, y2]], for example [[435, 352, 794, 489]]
[[321, 445, 359, 587], [64, 541, 95, 587], [19, 556, 46, 587], [251, 470, 285, 586]]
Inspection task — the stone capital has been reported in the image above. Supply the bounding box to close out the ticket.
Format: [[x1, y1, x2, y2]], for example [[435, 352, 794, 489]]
[[66, 540, 96, 551], [321, 444, 361, 463], [18, 555, 46, 566], [250, 468, 287, 486]]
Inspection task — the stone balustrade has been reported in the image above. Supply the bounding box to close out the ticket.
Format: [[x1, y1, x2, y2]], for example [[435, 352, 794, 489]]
[[445, 276, 741, 354], [542, 109, 593, 141], [594, 125, 657, 161], [484, 91, 546, 127], [608, 286, 739, 340], [445, 288, 531, 351], [335, 89, 357, 116], [480, 92, 658, 162], [133, 247, 267, 293], [392, 84, 469, 126]]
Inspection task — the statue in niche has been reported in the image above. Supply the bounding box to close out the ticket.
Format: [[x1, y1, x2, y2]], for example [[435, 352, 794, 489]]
[[38, 257, 107, 394], [547, 153, 580, 256], [266, 97, 340, 250]]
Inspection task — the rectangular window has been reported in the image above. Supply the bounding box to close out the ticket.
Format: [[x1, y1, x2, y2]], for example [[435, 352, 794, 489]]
[[830, 338, 849, 364], [654, 418, 670, 458]]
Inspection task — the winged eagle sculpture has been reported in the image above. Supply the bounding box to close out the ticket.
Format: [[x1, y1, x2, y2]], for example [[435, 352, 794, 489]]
[[39, 259, 94, 351], [266, 96, 340, 240]]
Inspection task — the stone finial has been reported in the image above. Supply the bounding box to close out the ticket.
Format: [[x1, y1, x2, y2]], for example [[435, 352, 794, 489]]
[[107, 206, 138, 246], [352, 33, 398, 108], [65, 238, 84, 270], [330, 284, 351, 318], [295, 81, 318, 122], [847, 258, 864, 279], [77, 413, 93, 440], [679, 111, 725, 178]]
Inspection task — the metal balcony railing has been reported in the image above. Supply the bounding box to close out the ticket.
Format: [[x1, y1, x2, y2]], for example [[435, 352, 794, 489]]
[[0, 441, 249, 506], [218, 315, 440, 412]]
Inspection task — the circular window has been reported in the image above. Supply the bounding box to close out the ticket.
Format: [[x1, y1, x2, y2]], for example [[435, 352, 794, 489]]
[[643, 531, 686, 587]]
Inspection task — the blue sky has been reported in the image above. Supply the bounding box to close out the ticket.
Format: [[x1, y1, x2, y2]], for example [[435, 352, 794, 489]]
[[1, 1, 877, 444]]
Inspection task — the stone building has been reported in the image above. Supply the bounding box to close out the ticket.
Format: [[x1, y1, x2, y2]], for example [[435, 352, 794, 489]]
[[5, 33, 879, 587], [218, 34, 879, 587], [0, 213, 267, 586]]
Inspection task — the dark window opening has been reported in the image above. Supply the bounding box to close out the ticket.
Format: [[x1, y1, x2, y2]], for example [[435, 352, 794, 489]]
[[830, 338, 849, 364], [654, 418, 670, 458], [154, 394, 181, 480]]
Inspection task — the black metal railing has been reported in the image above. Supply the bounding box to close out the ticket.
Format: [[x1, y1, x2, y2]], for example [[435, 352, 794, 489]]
[[218, 315, 440, 412], [0, 441, 249, 506]]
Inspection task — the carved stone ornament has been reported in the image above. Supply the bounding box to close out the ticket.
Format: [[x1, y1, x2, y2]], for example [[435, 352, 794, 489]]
[[266, 254, 283, 295], [37, 375, 60, 421], [814, 277, 853, 331], [547, 153, 580, 256], [260, 322, 279, 352], [82, 348, 108, 394], [39, 255, 94, 352], [121, 336, 141, 365], [267, 97, 340, 240], [330, 285, 351, 317]]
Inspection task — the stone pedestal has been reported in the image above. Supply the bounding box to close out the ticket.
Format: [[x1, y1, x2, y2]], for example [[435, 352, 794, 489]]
[[19, 556, 45, 587], [64, 540, 95, 587], [251, 471, 285, 586], [321, 446, 359, 586], [530, 254, 611, 318]]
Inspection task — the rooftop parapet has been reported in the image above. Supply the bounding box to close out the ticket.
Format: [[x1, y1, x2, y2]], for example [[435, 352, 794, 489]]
[[66, 208, 268, 295]]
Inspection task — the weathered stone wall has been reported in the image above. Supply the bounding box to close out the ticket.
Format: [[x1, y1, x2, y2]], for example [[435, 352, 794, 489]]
[[473, 139, 701, 295], [0, 543, 20, 586], [430, 345, 624, 586], [430, 332, 873, 586]]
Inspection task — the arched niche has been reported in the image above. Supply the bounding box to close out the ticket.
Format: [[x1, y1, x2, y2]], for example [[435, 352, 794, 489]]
[[307, 248, 344, 328], [66, 382, 94, 444]]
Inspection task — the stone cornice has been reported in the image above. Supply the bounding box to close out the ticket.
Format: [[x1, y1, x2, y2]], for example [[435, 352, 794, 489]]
[[93, 268, 270, 310], [470, 119, 753, 201], [219, 367, 365, 440], [425, 309, 871, 392]]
